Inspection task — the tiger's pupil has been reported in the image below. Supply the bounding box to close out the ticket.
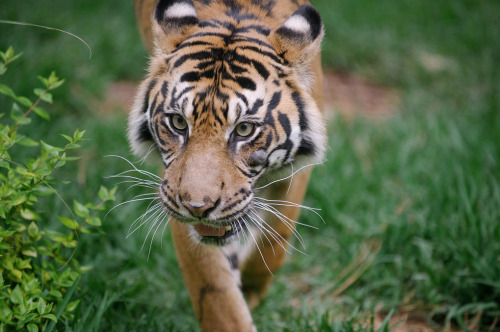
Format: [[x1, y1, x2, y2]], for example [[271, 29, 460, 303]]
[[172, 115, 187, 130], [236, 122, 254, 137]]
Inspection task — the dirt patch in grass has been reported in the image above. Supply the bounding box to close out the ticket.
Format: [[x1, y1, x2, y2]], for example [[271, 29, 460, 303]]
[[323, 71, 399, 119], [97, 81, 137, 114]]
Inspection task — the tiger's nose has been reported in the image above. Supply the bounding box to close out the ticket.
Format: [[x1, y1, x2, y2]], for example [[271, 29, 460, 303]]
[[182, 201, 214, 218]]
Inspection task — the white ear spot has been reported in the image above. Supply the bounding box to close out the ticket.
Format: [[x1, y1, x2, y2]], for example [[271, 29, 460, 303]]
[[283, 15, 311, 34], [165, 3, 197, 18]]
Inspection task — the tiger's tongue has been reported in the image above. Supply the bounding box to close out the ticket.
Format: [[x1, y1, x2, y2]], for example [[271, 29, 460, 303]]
[[193, 224, 226, 237]]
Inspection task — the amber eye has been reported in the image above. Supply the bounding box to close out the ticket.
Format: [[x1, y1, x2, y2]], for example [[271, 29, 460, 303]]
[[235, 122, 255, 137], [171, 115, 188, 131]]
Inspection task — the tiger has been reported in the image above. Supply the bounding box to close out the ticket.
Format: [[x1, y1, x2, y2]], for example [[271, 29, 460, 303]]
[[129, 0, 326, 330]]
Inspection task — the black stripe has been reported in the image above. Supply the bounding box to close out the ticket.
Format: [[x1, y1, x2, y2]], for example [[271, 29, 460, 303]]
[[278, 112, 291, 136], [180, 71, 200, 82], [235, 25, 271, 36], [226, 253, 238, 270], [291, 91, 308, 131], [142, 79, 158, 113], [174, 50, 214, 68], [297, 137, 316, 156], [235, 76, 256, 91], [252, 60, 269, 80], [176, 41, 213, 51], [138, 120, 153, 142], [267, 92, 281, 112]]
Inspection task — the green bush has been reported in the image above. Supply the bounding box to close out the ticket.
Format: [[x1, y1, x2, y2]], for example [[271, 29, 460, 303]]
[[0, 47, 116, 331]]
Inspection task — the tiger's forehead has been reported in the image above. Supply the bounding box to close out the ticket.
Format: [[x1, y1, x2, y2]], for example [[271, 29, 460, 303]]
[[159, 17, 285, 125]]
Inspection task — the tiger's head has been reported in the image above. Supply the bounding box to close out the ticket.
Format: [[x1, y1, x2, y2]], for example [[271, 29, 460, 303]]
[[128, 0, 326, 246]]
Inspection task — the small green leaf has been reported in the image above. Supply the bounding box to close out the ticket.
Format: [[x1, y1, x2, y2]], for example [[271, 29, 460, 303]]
[[36, 298, 46, 315], [10, 285, 23, 304], [33, 106, 50, 120], [28, 221, 39, 236], [9, 51, 23, 63], [33, 88, 45, 97], [37, 75, 49, 87], [40, 92, 53, 104], [98, 186, 117, 201], [49, 290, 62, 299], [19, 313, 38, 326], [17, 136, 39, 147], [58, 216, 79, 230], [50, 79, 65, 90], [60, 134, 73, 142], [0, 83, 15, 97], [9, 269, 23, 282], [15, 96, 33, 107], [43, 313, 58, 322], [22, 209, 38, 221], [66, 300, 80, 312], [47, 71, 59, 85], [22, 249, 38, 258], [79, 266, 93, 273], [74, 129, 85, 140], [74, 200, 89, 218], [11, 193, 28, 206], [85, 216, 102, 227], [27, 324, 39, 332], [5, 46, 14, 59], [18, 258, 32, 269], [41, 141, 63, 154]]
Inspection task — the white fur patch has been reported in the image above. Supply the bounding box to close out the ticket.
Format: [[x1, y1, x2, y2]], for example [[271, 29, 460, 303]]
[[283, 15, 310, 34], [165, 3, 197, 18], [268, 149, 288, 168]]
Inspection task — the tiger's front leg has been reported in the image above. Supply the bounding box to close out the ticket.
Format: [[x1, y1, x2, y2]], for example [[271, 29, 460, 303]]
[[170, 220, 256, 332], [241, 170, 312, 309]]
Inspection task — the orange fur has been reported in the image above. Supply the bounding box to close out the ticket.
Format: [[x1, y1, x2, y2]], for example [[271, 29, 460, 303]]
[[131, 0, 324, 330]]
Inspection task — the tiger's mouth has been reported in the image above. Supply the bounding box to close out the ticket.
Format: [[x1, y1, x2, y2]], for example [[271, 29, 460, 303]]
[[190, 221, 247, 246]]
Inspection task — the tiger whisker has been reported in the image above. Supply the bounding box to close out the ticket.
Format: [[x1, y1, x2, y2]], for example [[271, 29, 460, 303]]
[[138, 144, 158, 165], [254, 197, 322, 211], [127, 202, 164, 238], [107, 174, 159, 186], [254, 162, 321, 190], [127, 201, 163, 235], [245, 218, 273, 276], [254, 201, 318, 230], [245, 212, 277, 256], [252, 203, 307, 251], [148, 214, 170, 260], [106, 196, 160, 219], [248, 209, 304, 255], [286, 163, 294, 196], [140, 205, 167, 254], [108, 169, 162, 182], [105, 154, 161, 180], [160, 213, 172, 250], [253, 197, 324, 224], [235, 218, 249, 246]]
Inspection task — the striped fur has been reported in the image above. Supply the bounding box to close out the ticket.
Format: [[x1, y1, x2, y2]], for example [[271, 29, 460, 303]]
[[129, 0, 325, 330]]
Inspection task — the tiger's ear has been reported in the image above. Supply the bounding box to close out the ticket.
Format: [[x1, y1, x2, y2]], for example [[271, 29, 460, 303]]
[[272, 5, 324, 66], [152, 0, 198, 53]]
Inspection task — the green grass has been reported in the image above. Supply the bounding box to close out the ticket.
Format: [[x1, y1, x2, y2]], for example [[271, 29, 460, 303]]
[[1, 0, 500, 330]]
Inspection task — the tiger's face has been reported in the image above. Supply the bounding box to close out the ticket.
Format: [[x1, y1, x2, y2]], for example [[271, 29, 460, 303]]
[[129, 0, 326, 246]]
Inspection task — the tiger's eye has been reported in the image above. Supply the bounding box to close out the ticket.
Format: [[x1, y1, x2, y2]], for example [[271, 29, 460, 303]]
[[235, 122, 254, 137], [171, 115, 188, 131]]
